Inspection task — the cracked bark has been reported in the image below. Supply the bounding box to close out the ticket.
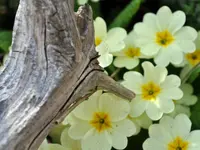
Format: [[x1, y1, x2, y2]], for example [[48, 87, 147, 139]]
[[0, 0, 135, 150]]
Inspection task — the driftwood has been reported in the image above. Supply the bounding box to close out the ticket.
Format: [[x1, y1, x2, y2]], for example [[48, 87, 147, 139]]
[[0, 0, 134, 150]]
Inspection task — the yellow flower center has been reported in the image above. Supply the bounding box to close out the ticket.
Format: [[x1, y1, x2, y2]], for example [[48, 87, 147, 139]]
[[90, 112, 112, 132], [156, 30, 175, 47], [141, 82, 161, 101], [186, 50, 200, 66], [95, 37, 102, 46], [124, 47, 141, 58], [168, 136, 189, 150]]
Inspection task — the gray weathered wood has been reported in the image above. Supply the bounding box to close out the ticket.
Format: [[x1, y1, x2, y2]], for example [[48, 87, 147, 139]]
[[0, 0, 135, 150]]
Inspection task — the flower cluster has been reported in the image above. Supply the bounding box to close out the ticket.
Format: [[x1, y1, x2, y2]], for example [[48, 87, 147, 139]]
[[39, 5, 200, 150]]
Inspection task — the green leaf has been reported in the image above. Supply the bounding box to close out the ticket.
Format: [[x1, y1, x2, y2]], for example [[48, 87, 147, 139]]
[[190, 97, 200, 129], [181, 63, 200, 84], [109, 0, 142, 29], [0, 31, 12, 53]]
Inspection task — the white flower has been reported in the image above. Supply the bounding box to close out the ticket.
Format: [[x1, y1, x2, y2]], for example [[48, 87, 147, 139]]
[[67, 91, 136, 150], [180, 31, 200, 79], [134, 6, 197, 67], [77, 0, 99, 5], [113, 31, 146, 70], [121, 61, 183, 120], [143, 114, 200, 150], [61, 126, 81, 150], [128, 112, 152, 135], [38, 139, 66, 150], [168, 84, 197, 117], [94, 17, 127, 67]]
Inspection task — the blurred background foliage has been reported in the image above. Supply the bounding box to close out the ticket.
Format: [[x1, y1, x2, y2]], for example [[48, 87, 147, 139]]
[[1, 0, 200, 149]]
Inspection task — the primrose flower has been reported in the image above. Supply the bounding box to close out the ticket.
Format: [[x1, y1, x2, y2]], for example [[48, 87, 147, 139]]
[[180, 31, 200, 79], [134, 6, 197, 67], [94, 17, 127, 67], [128, 113, 152, 135], [143, 114, 200, 150], [185, 31, 200, 66], [121, 61, 183, 120], [38, 139, 65, 150], [168, 84, 197, 117], [113, 31, 146, 70], [77, 0, 99, 5], [67, 91, 136, 150]]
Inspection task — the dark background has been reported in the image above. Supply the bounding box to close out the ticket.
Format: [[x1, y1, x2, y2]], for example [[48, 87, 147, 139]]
[[1, 0, 200, 149]]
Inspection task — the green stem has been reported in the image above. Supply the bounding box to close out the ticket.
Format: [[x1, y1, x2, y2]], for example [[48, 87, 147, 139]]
[[109, 0, 142, 29]]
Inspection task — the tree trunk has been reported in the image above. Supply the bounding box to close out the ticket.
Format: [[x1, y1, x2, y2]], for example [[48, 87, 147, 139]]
[[0, 0, 134, 150]]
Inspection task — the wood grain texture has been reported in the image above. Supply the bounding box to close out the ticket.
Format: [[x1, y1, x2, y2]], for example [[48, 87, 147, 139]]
[[0, 0, 135, 150]]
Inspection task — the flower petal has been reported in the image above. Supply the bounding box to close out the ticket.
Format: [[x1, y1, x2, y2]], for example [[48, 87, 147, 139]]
[[94, 17, 107, 40], [159, 98, 174, 113], [78, 0, 88, 5], [110, 131, 128, 150], [181, 83, 193, 94], [181, 95, 197, 106], [175, 26, 197, 41], [154, 49, 170, 67], [122, 71, 143, 94], [68, 120, 91, 140], [161, 75, 181, 88], [167, 44, 184, 65], [143, 138, 166, 150], [150, 124, 173, 142], [73, 92, 100, 120], [47, 144, 66, 150], [63, 113, 80, 125], [61, 127, 81, 150], [143, 13, 158, 32], [156, 6, 172, 30], [154, 66, 168, 83], [105, 27, 127, 52], [134, 22, 155, 37], [114, 57, 139, 70], [146, 102, 163, 120], [97, 53, 113, 68], [168, 10, 186, 34], [124, 30, 138, 46], [160, 87, 183, 100], [172, 114, 191, 138], [38, 139, 48, 150], [129, 119, 141, 135], [141, 42, 161, 56], [99, 93, 130, 122], [82, 129, 112, 150], [188, 131, 200, 148], [142, 61, 168, 84], [129, 95, 147, 117], [112, 119, 136, 137], [177, 40, 196, 53], [195, 31, 200, 49], [159, 115, 174, 130], [149, 124, 173, 143]]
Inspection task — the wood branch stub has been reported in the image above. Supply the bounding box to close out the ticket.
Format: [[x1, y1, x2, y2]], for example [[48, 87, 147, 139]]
[[0, 0, 135, 150]]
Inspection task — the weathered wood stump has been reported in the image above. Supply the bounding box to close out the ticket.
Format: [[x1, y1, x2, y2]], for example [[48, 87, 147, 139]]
[[0, 0, 134, 150]]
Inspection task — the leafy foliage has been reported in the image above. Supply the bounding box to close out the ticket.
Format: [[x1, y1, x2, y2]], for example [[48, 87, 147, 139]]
[[109, 0, 142, 28], [0, 31, 12, 53]]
